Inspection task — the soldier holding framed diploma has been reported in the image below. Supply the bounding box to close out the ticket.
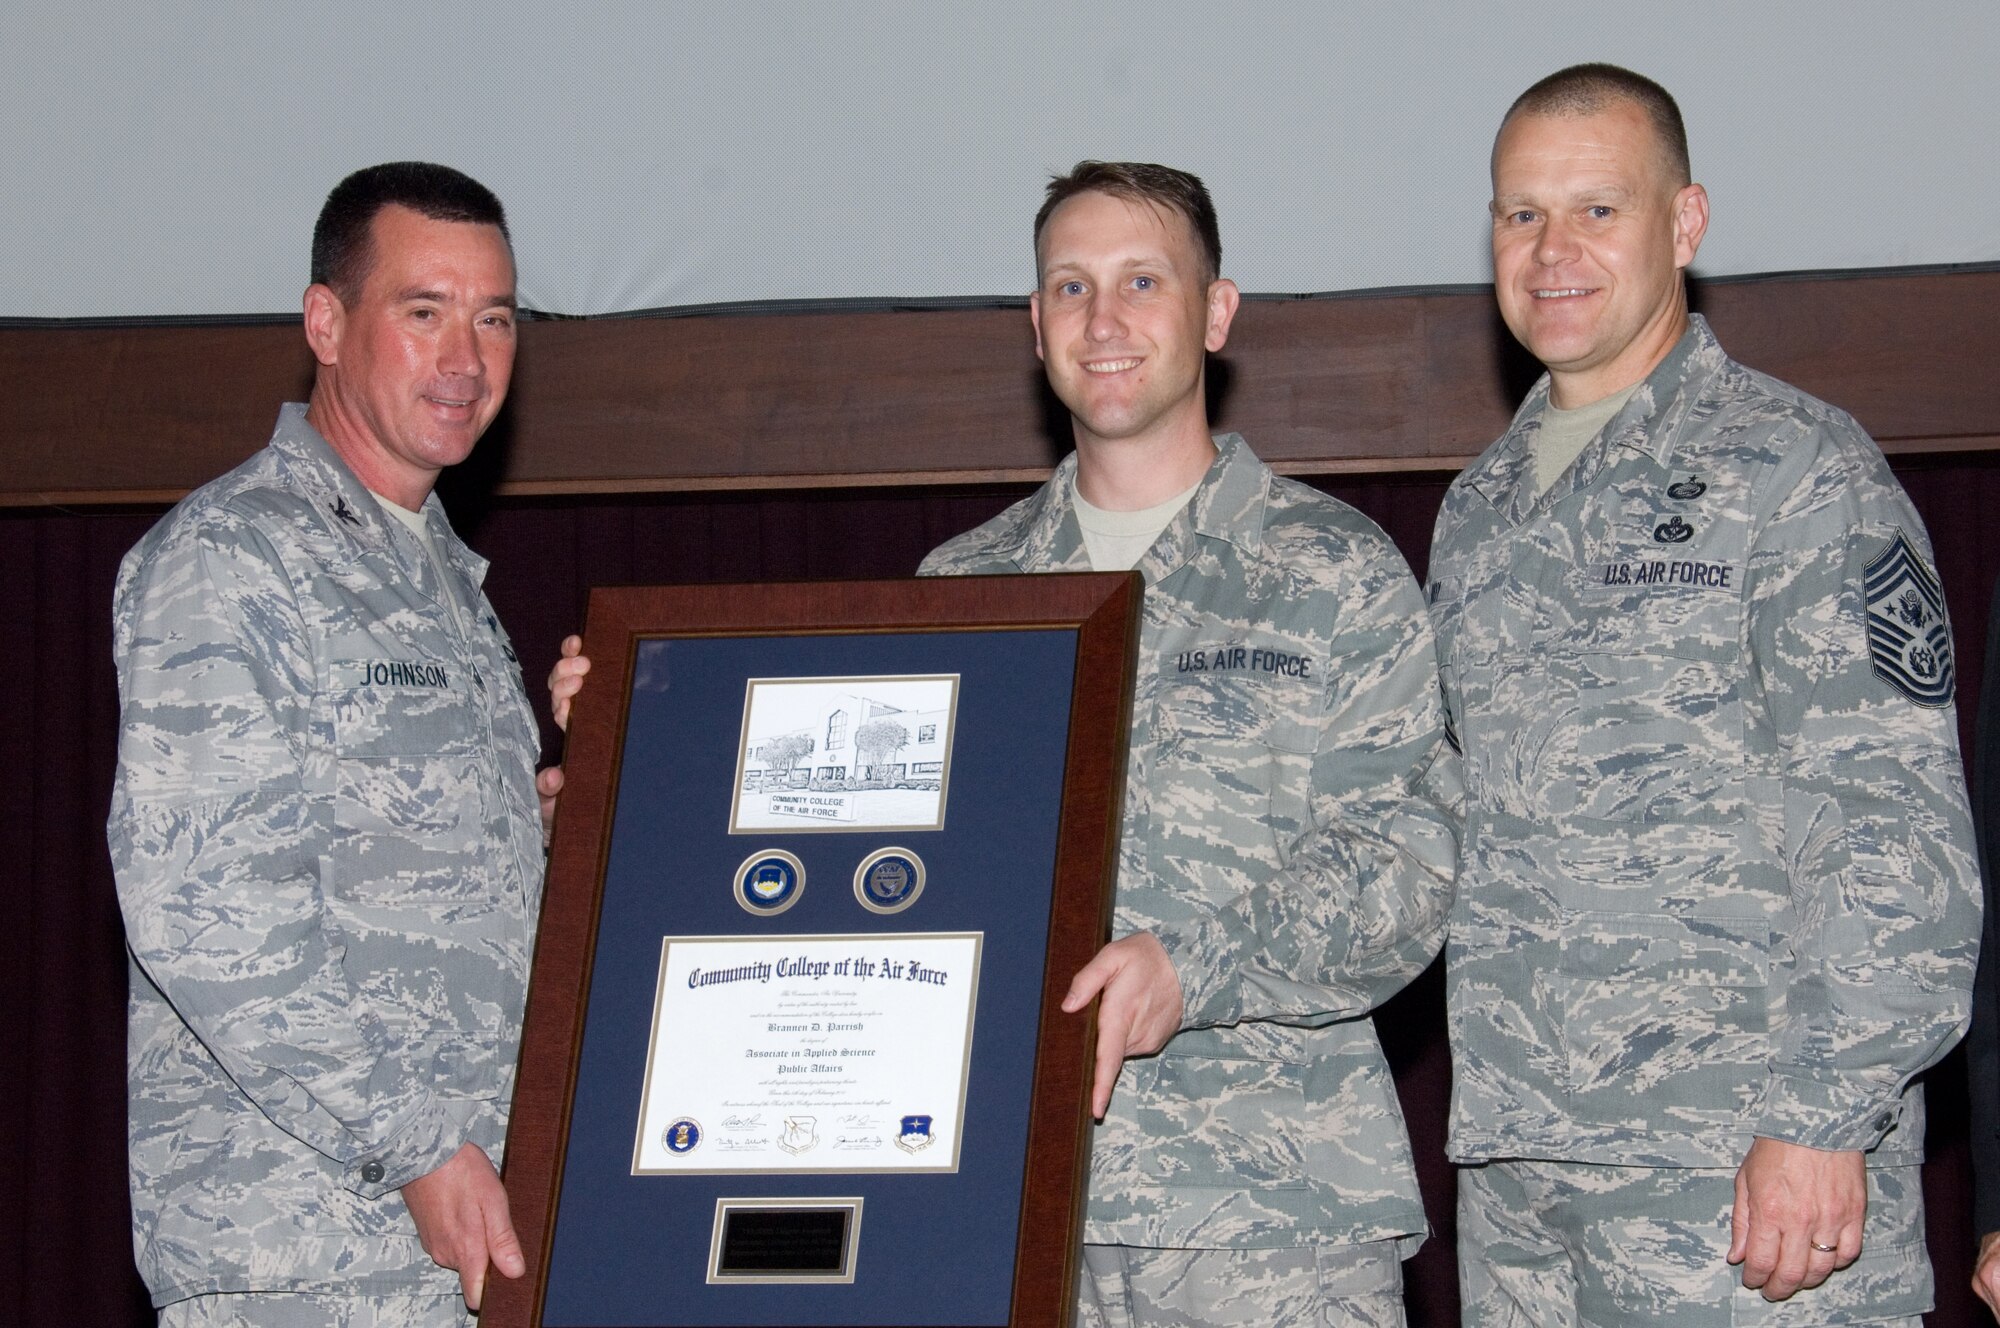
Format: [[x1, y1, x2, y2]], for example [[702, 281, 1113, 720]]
[[550, 160, 1459, 1328]]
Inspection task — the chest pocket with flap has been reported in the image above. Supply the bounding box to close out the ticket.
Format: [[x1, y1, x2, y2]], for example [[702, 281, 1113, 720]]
[[1563, 486, 1751, 824], [1148, 674, 1321, 894], [325, 677, 492, 902]]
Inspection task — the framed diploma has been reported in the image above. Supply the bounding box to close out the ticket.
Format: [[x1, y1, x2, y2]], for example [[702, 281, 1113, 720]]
[[489, 574, 1140, 1328]]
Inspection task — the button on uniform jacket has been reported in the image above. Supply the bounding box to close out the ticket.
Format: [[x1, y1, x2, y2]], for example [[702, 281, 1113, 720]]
[[922, 434, 1459, 1250], [108, 405, 546, 1302], [1429, 317, 1979, 1169]]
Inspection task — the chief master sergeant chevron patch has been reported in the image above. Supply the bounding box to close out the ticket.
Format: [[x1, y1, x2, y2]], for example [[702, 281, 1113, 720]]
[[1864, 529, 1954, 707]]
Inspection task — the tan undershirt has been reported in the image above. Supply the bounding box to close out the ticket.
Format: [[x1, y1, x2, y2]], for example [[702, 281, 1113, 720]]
[[1531, 383, 1640, 497], [1072, 477, 1203, 571]]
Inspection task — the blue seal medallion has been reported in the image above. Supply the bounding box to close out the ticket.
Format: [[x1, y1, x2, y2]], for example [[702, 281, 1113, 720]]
[[663, 1117, 702, 1154], [734, 849, 807, 916], [853, 847, 926, 914]]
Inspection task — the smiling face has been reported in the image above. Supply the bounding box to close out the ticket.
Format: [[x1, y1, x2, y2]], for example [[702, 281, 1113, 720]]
[[303, 204, 517, 507], [1490, 100, 1708, 407], [1031, 189, 1237, 454]]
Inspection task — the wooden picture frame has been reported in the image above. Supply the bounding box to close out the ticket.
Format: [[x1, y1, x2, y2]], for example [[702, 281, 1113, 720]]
[[488, 572, 1141, 1327]]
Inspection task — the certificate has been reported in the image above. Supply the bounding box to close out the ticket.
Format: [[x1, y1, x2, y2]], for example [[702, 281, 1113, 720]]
[[490, 573, 1139, 1328], [632, 933, 981, 1174]]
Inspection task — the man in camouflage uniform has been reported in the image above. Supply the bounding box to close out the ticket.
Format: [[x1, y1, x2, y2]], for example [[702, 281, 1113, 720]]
[[1429, 65, 1979, 1325], [108, 164, 548, 1327], [922, 163, 1459, 1326], [548, 161, 1458, 1325]]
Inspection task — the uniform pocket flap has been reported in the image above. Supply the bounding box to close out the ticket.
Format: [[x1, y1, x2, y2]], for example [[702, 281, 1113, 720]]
[[1262, 714, 1319, 755], [1157, 676, 1320, 752], [328, 673, 477, 758], [1557, 910, 1769, 987]]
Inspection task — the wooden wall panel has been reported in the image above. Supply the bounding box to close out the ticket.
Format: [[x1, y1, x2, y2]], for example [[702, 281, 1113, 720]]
[[4, 267, 1995, 507]]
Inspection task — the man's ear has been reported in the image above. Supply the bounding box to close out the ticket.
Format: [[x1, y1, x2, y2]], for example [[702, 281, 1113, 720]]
[[1672, 184, 1710, 272], [302, 283, 344, 368], [1029, 290, 1046, 363], [1204, 278, 1241, 353]]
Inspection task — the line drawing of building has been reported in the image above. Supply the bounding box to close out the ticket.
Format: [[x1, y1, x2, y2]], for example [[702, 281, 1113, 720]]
[[740, 686, 950, 792]]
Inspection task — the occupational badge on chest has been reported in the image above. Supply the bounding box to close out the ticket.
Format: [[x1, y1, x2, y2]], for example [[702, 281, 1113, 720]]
[[1652, 515, 1695, 543], [1864, 530, 1954, 707]]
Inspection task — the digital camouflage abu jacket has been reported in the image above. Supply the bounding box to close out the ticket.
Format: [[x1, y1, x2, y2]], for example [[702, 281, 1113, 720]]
[[923, 434, 1460, 1250], [1429, 316, 1979, 1169], [108, 405, 545, 1302]]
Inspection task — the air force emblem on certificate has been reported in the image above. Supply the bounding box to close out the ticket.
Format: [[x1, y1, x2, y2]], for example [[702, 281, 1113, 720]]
[[663, 1117, 702, 1155], [779, 1115, 819, 1155], [1865, 529, 1954, 707], [895, 1115, 935, 1153]]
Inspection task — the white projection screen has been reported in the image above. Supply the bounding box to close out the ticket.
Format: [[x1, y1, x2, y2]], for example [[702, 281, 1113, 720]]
[[4, 1, 1995, 320]]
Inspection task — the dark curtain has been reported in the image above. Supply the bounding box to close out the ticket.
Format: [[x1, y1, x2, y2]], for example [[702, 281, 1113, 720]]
[[7, 451, 1998, 1326]]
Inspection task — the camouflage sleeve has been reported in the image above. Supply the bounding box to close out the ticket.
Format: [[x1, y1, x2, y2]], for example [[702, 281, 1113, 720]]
[[1745, 421, 1980, 1152], [1165, 542, 1461, 1028], [108, 512, 462, 1197]]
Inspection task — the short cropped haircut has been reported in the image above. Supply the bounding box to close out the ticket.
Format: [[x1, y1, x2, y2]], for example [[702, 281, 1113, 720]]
[[311, 162, 511, 303], [1504, 63, 1691, 187], [1034, 161, 1222, 285]]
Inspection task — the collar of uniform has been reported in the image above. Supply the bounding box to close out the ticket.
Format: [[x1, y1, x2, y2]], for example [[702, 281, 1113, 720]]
[[423, 499, 489, 588], [1181, 432, 1267, 556], [1003, 433, 1266, 578], [267, 403, 397, 555], [1467, 315, 1726, 524], [1130, 433, 1268, 584], [265, 403, 488, 588], [1620, 313, 1730, 472], [1464, 397, 1545, 518], [1006, 451, 1093, 571]]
